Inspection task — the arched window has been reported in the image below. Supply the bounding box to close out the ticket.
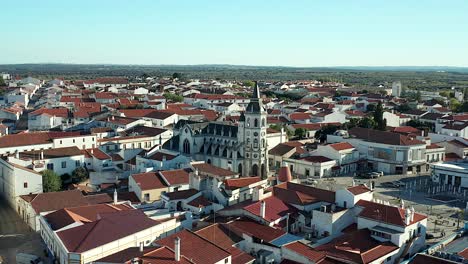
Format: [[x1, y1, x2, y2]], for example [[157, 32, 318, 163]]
[[253, 138, 258, 148], [261, 139, 265, 148], [261, 118, 266, 127], [261, 164, 266, 179], [183, 139, 190, 154], [254, 118, 258, 127], [252, 164, 259, 176], [238, 163, 243, 176]]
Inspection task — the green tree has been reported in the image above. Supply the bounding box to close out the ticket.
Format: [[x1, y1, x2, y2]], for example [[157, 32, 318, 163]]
[[415, 90, 422, 102], [72, 167, 89, 183], [358, 117, 376, 129], [439, 91, 450, 98], [172, 72, 182, 79], [464, 87, 468, 101], [366, 104, 376, 112], [163, 93, 183, 102], [0, 76, 5, 86], [243, 80, 255, 88], [373, 101, 386, 130], [294, 128, 307, 139], [42, 170, 62, 192], [395, 103, 411, 113], [449, 98, 461, 112], [314, 125, 339, 143]]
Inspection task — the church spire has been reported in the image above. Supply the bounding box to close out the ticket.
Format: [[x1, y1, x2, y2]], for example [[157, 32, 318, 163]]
[[252, 81, 260, 99]]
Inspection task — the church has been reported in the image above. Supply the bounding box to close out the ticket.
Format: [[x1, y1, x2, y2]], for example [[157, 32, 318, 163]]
[[165, 82, 285, 178]]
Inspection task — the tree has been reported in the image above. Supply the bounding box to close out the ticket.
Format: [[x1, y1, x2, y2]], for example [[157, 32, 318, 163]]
[[415, 90, 422, 102], [373, 101, 386, 130], [243, 80, 255, 88], [395, 103, 411, 113], [0, 76, 5, 86], [464, 87, 468, 101], [163, 92, 183, 102], [72, 167, 89, 183], [314, 125, 339, 143], [42, 170, 62, 192], [449, 98, 461, 112], [294, 128, 307, 139], [358, 117, 376, 129], [172, 72, 182, 80], [366, 104, 376, 112], [439, 91, 450, 98]]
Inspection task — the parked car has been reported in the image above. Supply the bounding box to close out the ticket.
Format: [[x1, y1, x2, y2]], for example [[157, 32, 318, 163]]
[[365, 172, 381, 179], [16, 253, 42, 264]]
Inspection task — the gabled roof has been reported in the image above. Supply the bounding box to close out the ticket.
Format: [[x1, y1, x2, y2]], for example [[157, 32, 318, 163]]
[[314, 229, 399, 263], [244, 196, 297, 222], [192, 163, 237, 178], [224, 176, 262, 190], [274, 182, 335, 204], [284, 241, 326, 262], [159, 168, 191, 185], [349, 127, 425, 146], [95, 246, 194, 264], [57, 210, 160, 253], [130, 172, 168, 191], [156, 229, 231, 264], [20, 189, 89, 214], [356, 200, 427, 227], [44, 203, 133, 231], [20, 146, 83, 160], [163, 189, 199, 200], [227, 218, 286, 243]]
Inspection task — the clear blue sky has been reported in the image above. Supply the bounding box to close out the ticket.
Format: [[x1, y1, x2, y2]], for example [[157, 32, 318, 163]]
[[1, 0, 467, 66]]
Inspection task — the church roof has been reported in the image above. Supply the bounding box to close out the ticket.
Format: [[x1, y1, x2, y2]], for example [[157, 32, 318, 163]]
[[246, 81, 265, 113]]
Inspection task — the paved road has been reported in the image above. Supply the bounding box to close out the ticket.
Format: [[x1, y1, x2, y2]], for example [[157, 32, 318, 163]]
[[0, 198, 50, 264]]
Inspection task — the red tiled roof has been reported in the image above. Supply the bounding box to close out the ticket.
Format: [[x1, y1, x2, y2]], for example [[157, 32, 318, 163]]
[[192, 163, 237, 177], [157, 229, 231, 264], [44, 203, 133, 230], [82, 148, 111, 160], [244, 196, 297, 222], [159, 168, 191, 185], [299, 155, 334, 163], [96, 246, 194, 264], [289, 113, 312, 121], [30, 108, 69, 118], [119, 109, 156, 118], [20, 189, 89, 214], [274, 182, 335, 205], [284, 241, 325, 262], [163, 189, 199, 200], [194, 223, 243, 250], [328, 142, 354, 151], [458, 248, 468, 259], [58, 210, 160, 253], [227, 218, 286, 242], [410, 254, 455, 264], [187, 195, 212, 208], [356, 200, 427, 227], [314, 229, 399, 263], [347, 185, 371, 195], [131, 172, 168, 191], [392, 126, 421, 134], [291, 122, 340, 131], [224, 176, 262, 190]]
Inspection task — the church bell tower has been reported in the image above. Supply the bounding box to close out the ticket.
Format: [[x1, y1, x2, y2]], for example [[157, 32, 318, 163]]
[[242, 81, 269, 179]]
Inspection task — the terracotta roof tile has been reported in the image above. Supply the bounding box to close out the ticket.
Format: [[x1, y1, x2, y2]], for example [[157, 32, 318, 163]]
[[131, 172, 167, 191]]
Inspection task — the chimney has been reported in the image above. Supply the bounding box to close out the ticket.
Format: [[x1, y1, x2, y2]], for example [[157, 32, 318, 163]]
[[162, 155, 166, 162], [40, 150, 44, 160], [113, 189, 118, 204], [175, 237, 181, 261], [91, 149, 94, 155], [404, 208, 412, 225], [112, 115, 115, 120], [253, 187, 264, 201], [400, 199, 405, 209], [410, 207, 415, 222], [260, 200, 266, 219], [15, 151, 19, 159], [139, 242, 144, 252]]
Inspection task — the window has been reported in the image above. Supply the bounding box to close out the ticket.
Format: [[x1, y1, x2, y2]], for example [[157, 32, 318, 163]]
[[76, 160, 80, 167], [73, 139, 75, 143], [254, 118, 258, 127], [24, 182, 28, 188], [61, 161, 66, 168]]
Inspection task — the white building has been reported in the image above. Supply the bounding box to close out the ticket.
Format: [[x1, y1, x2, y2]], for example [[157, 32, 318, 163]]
[[431, 161, 468, 189], [392, 81, 402, 97]]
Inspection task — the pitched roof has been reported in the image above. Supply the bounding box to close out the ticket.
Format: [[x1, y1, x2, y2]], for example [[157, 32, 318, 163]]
[[44, 203, 133, 231], [57, 210, 160, 253], [224, 176, 263, 190], [227, 218, 286, 242], [194, 223, 243, 249], [356, 200, 427, 227], [156, 229, 231, 264], [328, 142, 354, 151], [243, 196, 297, 222], [95, 246, 194, 264], [159, 168, 191, 185], [347, 185, 371, 195], [192, 163, 237, 177], [274, 182, 335, 205], [20, 189, 89, 214], [284, 241, 326, 262], [314, 229, 399, 263], [163, 189, 199, 200], [409, 254, 456, 264], [20, 146, 83, 160], [130, 172, 168, 191], [187, 195, 212, 208], [349, 127, 425, 146]]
